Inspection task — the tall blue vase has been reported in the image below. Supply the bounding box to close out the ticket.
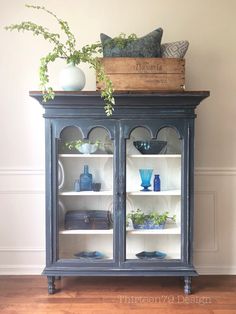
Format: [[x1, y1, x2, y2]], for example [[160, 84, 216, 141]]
[[139, 169, 153, 191]]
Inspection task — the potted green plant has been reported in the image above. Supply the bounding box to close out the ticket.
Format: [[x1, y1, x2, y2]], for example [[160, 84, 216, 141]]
[[5, 4, 115, 116], [127, 209, 176, 229]]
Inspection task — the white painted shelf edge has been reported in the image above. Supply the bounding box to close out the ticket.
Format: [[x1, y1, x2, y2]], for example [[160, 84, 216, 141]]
[[60, 190, 180, 196], [127, 190, 181, 196], [127, 227, 181, 235], [60, 229, 113, 235], [59, 191, 113, 196], [128, 154, 181, 158], [126, 252, 181, 260], [59, 227, 180, 235], [59, 154, 180, 158], [59, 154, 113, 158]]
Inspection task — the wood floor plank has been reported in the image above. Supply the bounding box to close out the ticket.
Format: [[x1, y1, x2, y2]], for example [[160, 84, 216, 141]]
[[0, 276, 235, 314]]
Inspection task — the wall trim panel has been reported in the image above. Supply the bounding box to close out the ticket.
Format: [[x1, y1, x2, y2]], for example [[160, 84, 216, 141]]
[[194, 191, 218, 252], [0, 169, 44, 176], [195, 167, 236, 176], [0, 167, 235, 274], [0, 247, 44, 252], [1, 167, 236, 177]]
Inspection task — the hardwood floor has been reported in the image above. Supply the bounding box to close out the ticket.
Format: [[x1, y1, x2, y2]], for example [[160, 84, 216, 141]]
[[0, 276, 235, 314]]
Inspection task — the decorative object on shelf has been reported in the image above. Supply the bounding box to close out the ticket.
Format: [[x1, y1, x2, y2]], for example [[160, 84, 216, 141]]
[[127, 208, 146, 228], [80, 165, 93, 191], [127, 209, 176, 229], [97, 57, 185, 92], [5, 4, 115, 116], [153, 174, 161, 192], [65, 140, 100, 154], [136, 251, 167, 260], [58, 200, 66, 228], [100, 28, 163, 57], [134, 140, 167, 154], [58, 160, 65, 190], [74, 251, 106, 259], [65, 210, 112, 230], [139, 168, 153, 191], [59, 62, 85, 91], [92, 183, 102, 192], [74, 179, 80, 192], [161, 40, 189, 58]]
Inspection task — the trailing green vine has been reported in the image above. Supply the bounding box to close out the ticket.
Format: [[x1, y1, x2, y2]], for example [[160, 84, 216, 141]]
[[104, 32, 138, 49], [5, 4, 115, 116]]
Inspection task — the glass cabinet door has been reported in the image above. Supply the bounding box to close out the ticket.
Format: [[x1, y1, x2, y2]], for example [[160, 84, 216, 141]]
[[125, 127, 182, 261], [57, 126, 114, 262]]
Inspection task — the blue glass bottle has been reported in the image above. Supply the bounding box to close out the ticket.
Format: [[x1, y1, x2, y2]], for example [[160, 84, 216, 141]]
[[79, 165, 92, 191], [74, 179, 80, 192], [153, 174, 161, 191]]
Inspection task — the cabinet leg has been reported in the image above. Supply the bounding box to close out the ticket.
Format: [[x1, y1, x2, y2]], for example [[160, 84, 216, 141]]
[[184, 276, 192, 295], [47, 276, 56, 294]]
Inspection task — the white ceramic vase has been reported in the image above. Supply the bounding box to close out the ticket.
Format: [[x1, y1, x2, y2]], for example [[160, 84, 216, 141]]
[[59, 63, 86, 91]]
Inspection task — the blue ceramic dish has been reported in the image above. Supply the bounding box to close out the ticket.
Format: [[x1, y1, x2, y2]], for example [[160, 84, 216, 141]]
[[133, 140, 167, 154], [136, 251, 167, 259], [74, 251, 105, 259], [133, 222, 165, 229]]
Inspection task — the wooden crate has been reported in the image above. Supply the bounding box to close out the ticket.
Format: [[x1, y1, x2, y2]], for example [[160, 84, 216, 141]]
[[96, 58, 185, 91]]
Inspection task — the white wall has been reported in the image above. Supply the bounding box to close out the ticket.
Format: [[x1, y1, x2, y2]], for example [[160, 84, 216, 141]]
[[0, 0, 235, 274]]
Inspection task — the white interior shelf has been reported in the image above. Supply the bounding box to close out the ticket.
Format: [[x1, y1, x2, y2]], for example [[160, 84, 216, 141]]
[[127, 190, 181, 196], [59, 191, 113, 196], [59, 154, 113, 158], [127, 227, 181, 235], [126, 252, 181, 260], [128, 154, 181, 158], [60, 227, 180, 235], [60, 229, 113, 235]]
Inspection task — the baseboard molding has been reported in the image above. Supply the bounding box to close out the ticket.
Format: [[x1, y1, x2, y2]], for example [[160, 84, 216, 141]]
[[196, 266, 236, 275], [0, 265, 44, 275]]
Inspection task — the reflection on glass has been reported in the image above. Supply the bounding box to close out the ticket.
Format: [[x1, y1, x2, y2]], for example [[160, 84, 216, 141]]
[[57, 126, 114, 261], [126, 127, 182, 261]]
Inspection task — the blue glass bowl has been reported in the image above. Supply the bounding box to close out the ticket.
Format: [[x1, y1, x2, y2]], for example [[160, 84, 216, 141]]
[[136, 251, 167, 259], [74, 251, 105, 259], [133, 140, 167, 154]]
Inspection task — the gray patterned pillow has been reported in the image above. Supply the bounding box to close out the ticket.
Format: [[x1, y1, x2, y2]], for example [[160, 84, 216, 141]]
[[100, 28, 163, 57], [161, 40, 189, 58]]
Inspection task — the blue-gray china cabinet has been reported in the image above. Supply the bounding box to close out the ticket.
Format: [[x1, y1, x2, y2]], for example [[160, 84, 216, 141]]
[[30, 91, 209, 294]]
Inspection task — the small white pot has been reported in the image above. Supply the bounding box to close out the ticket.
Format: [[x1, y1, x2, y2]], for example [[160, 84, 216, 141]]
[[59, 63, 86, 91]]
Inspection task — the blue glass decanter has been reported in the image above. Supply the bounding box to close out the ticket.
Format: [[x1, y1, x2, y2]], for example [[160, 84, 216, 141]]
[[79, 165, 93, 191], [139, 168, 153, 191], [153, 174, 161, 191]]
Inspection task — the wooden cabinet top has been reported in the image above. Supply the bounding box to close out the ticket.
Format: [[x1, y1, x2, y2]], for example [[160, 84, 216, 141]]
[[30, 90, 210, 118]]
